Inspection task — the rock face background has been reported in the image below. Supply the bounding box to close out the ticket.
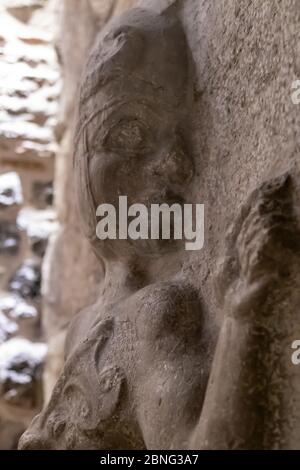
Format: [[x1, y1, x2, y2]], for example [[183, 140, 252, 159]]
[[0, 0, 59, 449], [1, 0, 300, 449]]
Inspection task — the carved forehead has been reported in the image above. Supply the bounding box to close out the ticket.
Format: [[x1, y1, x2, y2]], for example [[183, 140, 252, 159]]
[[79, 8, 191, 109]]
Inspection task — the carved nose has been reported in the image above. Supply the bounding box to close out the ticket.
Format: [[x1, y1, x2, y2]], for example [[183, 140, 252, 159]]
[[151, 140, 193, 189]]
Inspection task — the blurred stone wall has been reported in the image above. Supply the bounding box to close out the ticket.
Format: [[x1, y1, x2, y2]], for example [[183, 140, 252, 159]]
[[0, 0, 60, 449]]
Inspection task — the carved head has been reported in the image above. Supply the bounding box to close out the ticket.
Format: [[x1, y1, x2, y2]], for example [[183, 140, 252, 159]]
[[74, 8, 195, 260]]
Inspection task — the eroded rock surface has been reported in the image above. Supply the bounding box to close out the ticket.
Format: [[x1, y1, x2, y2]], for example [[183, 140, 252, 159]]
[[0, 0, 59, 449]]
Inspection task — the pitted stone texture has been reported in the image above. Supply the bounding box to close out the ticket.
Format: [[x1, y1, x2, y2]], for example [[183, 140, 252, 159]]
[[21, 0, 300, 451]]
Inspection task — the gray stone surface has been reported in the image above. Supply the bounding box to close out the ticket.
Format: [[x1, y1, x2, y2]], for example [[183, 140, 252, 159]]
[[20, 0, 300, 450]]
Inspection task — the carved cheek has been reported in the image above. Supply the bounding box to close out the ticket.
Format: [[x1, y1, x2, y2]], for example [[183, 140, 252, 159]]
[[89, 150, 149, 204], [88, 152, 122, 204]]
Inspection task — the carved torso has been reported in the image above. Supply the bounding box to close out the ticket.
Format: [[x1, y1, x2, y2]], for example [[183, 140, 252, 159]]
[[20, 281, 209, 449]]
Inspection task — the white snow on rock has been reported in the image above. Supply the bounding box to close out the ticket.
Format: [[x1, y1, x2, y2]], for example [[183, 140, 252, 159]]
[[0, 293, 37, 320], [0, 120, 53, 142], [0, 312, 18, 344], [0, 172, 23, 206], [0, 5, 60, 168], [17, 207, 58, 239], [11, 301, 37, 319], [0, 338, 47, 385]]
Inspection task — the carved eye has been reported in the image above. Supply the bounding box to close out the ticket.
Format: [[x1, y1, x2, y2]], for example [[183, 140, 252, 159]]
[[103, 119, 151, 154]]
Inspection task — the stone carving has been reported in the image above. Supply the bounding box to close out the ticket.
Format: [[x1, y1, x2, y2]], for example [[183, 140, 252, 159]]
[[18, 5, 300, 450], [19, 7, 211, 450], [75, 6, 195, 259], [191, 173, 300, 449]]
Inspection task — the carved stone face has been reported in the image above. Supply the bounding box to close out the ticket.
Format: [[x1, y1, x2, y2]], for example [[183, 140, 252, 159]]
[[74, 8, 194, 259]]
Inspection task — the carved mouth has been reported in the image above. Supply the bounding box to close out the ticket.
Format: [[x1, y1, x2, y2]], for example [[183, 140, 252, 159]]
[[141, 189, 185, 207]]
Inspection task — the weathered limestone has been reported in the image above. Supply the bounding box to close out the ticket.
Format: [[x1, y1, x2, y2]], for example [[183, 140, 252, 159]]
[[0, 0, 59, 449], [20, 0, 300, 450], [20, 6, 209, 450]]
